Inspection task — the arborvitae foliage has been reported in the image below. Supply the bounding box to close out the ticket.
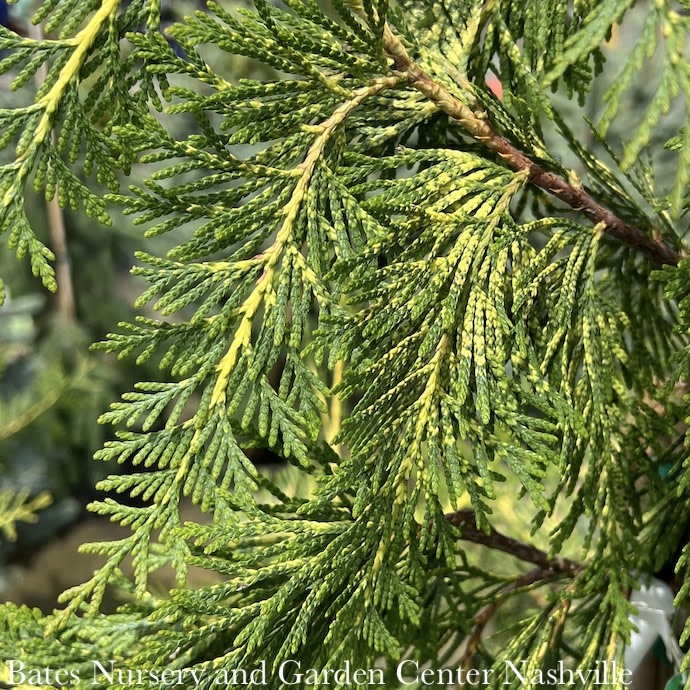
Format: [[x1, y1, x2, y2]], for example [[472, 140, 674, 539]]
[[1, 0, 690, 688]]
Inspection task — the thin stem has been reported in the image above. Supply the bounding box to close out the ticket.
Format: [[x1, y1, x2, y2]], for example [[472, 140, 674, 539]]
[[381, 25, 681, 267], [446, 509, 581, 674], [459, 567, 564, 669], [458, 582, 574, 689], [445, 509, 582, 574]]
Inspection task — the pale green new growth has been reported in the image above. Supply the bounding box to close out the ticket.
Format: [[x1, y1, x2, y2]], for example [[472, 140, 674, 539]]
[[1, 1, 690, 689], [0, 489, 52, 542]]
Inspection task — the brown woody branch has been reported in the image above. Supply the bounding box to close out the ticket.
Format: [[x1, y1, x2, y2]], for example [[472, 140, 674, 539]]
[[446, 510, 581, 670], [459, 568, 570, 669], [382, 25, 681, 268], [445, 509, 582, 575]]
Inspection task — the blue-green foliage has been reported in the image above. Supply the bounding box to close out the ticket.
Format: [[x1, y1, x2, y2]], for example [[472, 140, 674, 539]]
[[1, 1, 690, 688]]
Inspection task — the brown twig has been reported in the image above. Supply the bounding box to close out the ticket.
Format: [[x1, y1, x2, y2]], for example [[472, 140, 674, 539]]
[[446, 510, 582, 674], [459, 567, 562, 669], [381, 25, 681, 268], [458, 584, 574, 690], [445, 509, 582, 574]]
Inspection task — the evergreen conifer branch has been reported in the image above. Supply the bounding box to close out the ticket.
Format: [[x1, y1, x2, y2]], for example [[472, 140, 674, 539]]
[[208, 73, 402, 413], [27, 19, 77, 320], [0, 0, 117, 297], [379, 21, 682, 267], [0, 0, 165, 302], [2, 0, 690, 687]]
